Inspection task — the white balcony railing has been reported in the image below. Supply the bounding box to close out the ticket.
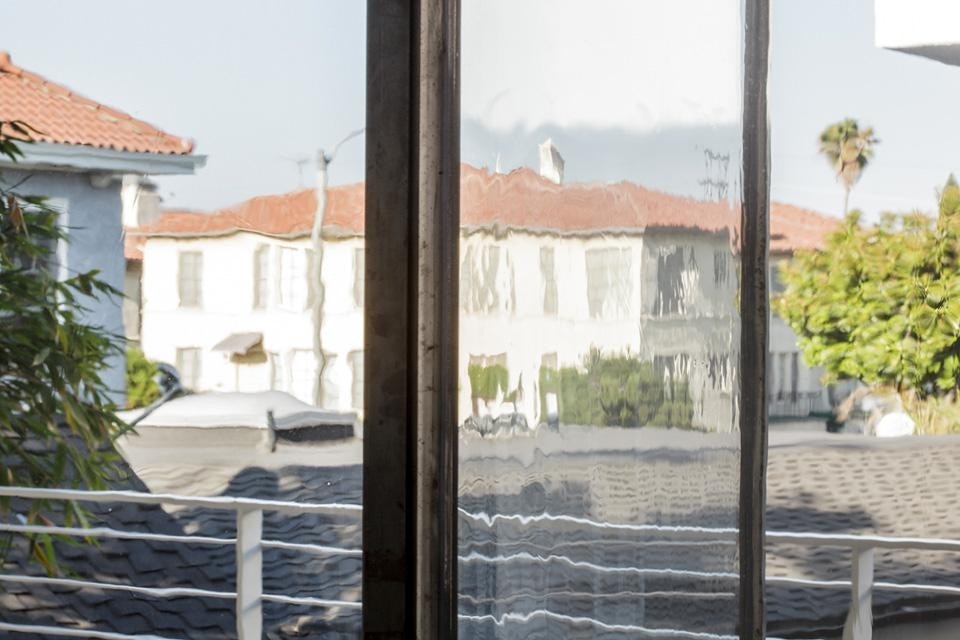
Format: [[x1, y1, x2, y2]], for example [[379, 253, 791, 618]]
[[0, 486, 362, 640], [2, 487, 958, 640]]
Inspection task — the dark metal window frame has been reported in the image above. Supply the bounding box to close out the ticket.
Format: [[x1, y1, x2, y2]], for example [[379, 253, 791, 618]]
[[362, 1, 769, 638]]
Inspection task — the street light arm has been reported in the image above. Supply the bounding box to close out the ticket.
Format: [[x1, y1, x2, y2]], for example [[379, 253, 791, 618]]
[[326, 128, 366, 164]]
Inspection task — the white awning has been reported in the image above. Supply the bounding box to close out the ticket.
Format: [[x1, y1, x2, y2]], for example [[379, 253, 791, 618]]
[[211, 332, 263, 356]]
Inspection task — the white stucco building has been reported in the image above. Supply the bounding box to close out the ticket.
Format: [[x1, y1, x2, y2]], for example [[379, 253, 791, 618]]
[[132, 159, 836, 430], [0, 51, 203, 401], [876, 0, 960, 66]]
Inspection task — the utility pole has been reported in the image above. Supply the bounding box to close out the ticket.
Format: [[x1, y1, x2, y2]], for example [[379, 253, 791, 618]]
[[311, 128, 364, 407]]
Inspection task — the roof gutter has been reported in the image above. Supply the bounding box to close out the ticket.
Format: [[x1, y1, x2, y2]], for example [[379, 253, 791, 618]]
[[0, 141, 206, 175]]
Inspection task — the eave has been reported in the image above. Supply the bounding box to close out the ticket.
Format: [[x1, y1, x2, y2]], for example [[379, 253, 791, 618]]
[[0, 141, 206, 176]]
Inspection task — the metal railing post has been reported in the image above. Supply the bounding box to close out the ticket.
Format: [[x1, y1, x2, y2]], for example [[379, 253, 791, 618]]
[[236, 508, 263, 639], [843, 546, 874, 640]]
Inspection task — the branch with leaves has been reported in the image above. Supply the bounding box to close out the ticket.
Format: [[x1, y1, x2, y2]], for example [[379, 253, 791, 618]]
[[0, 122, 126, 573]]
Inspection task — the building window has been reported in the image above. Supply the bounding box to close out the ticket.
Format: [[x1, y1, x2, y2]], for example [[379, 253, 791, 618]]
[[714, 250, 730, 286], [460, 244, 515, 314], [654, 246, 697, 316], [770, 260, 786, 294], [177, 251, 203, 308], [353, 248, 365, 308], [175, 347, 202, 390], [322, 353, 339, 409], [253, 245, 270, 308], [268, 351, 283, 391], [584, 247, 632, 319], [540, 247, 558, 316], [348, 350, 363, 410], [290, 349, 315, 404], [278, 247, 309, 311]]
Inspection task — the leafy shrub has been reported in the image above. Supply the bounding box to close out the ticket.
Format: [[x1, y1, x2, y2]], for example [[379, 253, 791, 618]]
[[126, 347, 159, 409], [544, 348, 694, 428]]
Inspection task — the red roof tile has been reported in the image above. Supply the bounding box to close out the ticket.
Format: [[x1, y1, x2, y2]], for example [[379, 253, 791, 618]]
[[124, 233, 145, 261], [133, 164, 839, 253], [0, 52, 193, 155]]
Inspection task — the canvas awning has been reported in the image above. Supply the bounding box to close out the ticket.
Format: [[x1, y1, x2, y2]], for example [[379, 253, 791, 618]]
[[211, 332, 263, 356]]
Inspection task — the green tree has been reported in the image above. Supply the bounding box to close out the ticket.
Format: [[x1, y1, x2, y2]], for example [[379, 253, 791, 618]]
[[819, 118, 879, 215], [0, 124, 125, 571], [776, 175, 960, 400], [544, 348, 694, 429], [126, 346, 160, 409]]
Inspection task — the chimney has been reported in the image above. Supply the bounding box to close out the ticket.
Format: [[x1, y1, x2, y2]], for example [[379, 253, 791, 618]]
[[538, 138, 564, 185], [121, 175, 161, 228]]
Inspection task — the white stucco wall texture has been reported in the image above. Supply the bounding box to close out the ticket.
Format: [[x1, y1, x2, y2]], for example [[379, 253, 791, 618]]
[[137, 221, 831, 433]]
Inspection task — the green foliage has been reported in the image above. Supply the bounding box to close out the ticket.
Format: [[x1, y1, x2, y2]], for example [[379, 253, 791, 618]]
[[126, 347, 160, 409], [0, 128, 125, 573], [776, 175, 960, 398], [468, 362, 509, 401], [546, 348, 694, 428]]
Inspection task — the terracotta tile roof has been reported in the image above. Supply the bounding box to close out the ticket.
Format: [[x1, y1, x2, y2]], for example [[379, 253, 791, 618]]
[[133, 164, 838, 253], [0, 51, 193, 155], [770, 202, 841, 254], [124, 233, 144, 261]]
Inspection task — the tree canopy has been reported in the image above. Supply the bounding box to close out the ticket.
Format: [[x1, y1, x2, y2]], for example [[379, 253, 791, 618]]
[[0, 125, 125, 571], [776, 175, 960, 398]]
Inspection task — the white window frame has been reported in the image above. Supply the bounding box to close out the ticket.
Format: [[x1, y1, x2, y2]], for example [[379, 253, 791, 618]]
[[175, 347, 202, 390], [278, 246, 309, 311], [253, 244, 271, 309], [177, 251, 203, 308]]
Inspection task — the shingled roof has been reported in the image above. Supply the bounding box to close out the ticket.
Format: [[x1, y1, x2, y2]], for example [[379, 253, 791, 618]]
[[0, 52, 193, 155], [132, 165, 838, 253], [3, 432, 958, 638]]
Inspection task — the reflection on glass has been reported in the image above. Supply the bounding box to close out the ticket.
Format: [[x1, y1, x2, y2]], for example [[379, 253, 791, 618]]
[[459, 1, 744, 637], [0, 2, 364, 637]]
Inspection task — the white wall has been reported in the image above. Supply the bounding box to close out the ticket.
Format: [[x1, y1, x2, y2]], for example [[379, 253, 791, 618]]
[[141, 226, 825, 430], [140, 232, 363, 411], [876, 0, 960, 66]]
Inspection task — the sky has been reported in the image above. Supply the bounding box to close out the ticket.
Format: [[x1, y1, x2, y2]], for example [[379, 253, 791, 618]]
[[2, 0, 960, 219]]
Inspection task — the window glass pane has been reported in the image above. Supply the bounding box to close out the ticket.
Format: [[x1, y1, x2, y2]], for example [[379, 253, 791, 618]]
[[177, 250, 202, 307], [253, 244, 270, 308], [321, 352, 340, 409], [349, 350, 364, 411], [459, 2, 745, 637], [0, 3, 365, 637], [278, 246, 309, 310]]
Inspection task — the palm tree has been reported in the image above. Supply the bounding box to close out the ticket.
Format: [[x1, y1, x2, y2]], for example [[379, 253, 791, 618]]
[[818, 118, 878, 215]]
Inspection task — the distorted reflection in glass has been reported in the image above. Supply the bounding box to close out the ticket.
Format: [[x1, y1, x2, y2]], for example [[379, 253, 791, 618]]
[[458, 2, 744, 637]]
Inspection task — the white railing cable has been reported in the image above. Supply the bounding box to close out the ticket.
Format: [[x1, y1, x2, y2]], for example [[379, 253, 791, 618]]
[[460, 550, 738, 581], [0, 521, 362, 557], [0, 573, 234, 600], [5, 489, 960, 640], [0, 622, 184, 640], [261, 539, 362, 556], [0, 486, 360, 516], [767, 530, 960, 553], [460, 508, 739, 540], [261, 593, 362, 608], [0, 521, 233, 546], [768, 575, 960, 597]]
